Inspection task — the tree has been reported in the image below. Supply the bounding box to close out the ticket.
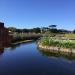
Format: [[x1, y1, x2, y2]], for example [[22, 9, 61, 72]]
[[29, 28, 41, 33], [73, 30, 75, 33], [22, 29, 29, 33], [49, 25, 57, 29], [48, 25, 58, 33], [33, 28, 41, 33], [8, 27, 17, 32], [16, 29, 22, 33]]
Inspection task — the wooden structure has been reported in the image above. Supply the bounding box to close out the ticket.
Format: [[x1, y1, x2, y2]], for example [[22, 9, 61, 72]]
[[0, 22, 12, 49]]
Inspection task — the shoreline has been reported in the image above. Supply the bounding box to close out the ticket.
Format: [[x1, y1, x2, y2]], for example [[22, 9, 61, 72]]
[[3, 40, 34, 49], [38, 43, 75, 54], [11, 40, 34, 45]]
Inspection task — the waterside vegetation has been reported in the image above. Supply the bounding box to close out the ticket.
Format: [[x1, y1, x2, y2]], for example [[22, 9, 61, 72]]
[[7, 25, 75, 47], [39, 37, 75, 48], [38, 25, 75, 54]]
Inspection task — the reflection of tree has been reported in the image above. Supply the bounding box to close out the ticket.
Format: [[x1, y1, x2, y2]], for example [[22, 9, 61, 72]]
[[10, 42, 32, 50], [10, 43, 21, 50]]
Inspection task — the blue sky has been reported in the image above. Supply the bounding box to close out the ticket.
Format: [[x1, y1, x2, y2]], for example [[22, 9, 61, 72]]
[[0, 0, 75, 30]]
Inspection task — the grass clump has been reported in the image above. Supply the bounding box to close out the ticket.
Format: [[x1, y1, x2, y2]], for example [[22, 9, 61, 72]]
[[39, 37, 75, 48]]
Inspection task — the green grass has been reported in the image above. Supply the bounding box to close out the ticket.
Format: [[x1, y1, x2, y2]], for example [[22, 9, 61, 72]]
[[39, 37, 75, 48], [64, 33, 75, 38]]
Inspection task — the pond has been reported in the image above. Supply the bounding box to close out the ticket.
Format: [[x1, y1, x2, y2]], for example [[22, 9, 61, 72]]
[[0, 42, 75, 75]]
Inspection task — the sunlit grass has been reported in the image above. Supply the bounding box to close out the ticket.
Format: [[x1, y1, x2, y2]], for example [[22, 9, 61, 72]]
[[39, 37, 75, 48], [64, 33, 75, 38]]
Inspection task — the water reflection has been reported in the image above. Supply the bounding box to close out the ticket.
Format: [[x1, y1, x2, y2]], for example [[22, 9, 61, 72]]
[[0, 42, 20, 55], [38, 48, 75, 60], [0, 42, 10, 55], [10, 42, 32, 50], [0, 41, 34, 55], [0, 47, 4, 55], [10, 44, 21, 50], [0, 42, 75, 75]]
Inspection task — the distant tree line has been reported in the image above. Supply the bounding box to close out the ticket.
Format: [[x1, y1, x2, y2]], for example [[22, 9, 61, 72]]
[[41, 25, 71, 34], [8, 25, 75, 34], [8, 27, 41, 33]]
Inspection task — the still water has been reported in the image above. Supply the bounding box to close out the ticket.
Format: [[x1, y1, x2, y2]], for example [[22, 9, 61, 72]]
[[0, 42, 75, 75]]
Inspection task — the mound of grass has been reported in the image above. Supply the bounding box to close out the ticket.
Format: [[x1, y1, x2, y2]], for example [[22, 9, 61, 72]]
[[39, 37, 75, 48]]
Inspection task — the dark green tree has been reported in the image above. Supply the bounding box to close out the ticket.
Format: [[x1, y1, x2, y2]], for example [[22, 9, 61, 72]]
[[73, 30, 75, 33], [49, 25, 57, 29], [8, 27, 17, 32]]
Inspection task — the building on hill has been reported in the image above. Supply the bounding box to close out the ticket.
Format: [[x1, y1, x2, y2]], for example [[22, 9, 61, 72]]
[[0, 22, 12, 49]]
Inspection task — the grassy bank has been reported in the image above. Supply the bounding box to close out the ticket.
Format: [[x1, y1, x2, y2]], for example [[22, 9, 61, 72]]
[[10, 33, 41, 44], [38, 37, 75, 48]]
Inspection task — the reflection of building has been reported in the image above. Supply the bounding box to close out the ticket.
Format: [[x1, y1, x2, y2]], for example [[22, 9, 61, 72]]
[[0, 22, 12, 49], [0, 48, 4, 55]]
